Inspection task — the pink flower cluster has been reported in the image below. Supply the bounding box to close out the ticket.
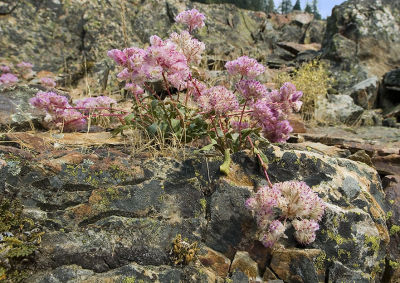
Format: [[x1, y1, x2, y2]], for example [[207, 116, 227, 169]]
[[0, 73, 18, 86], [245, 181, 325, 247], [225, 56, 265, 79], [74, 96, 116, 113], [232, 79, 302, 142], [17, 62, 33, 72], [40, 77, 56, 88], [108, 35, 192, 93], [197, 86, 239, 114], [0, 65, 11, 73], [29, 91, 86, 130], [175, 9, 205, 32], [29, 92, 118, 131]]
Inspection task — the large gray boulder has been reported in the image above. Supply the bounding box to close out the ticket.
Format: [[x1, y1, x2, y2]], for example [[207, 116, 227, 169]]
[[322, 0, 400, 90], [0, 133, 392, 282]]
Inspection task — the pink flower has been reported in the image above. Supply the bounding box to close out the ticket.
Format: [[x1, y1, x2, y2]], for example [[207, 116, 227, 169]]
[[169, 31, 205, 64], [29, 91, 70, 112], [0, 73, 18, 86], [260, 220, 286, 248], [236, 79, 267, 101], [125, 83, 144, 96], [40, 77, 56, 88], [245, 181, 325, 247], [16, 61, 33, 71], [74, 96, 116, 111], [199, 86, 239, 114], [292, 219, 319, 245], [175, 9, 206, 32], [0, 65, 11, 73], [107, 49, 127, 66], [225, 56, 265, 79]]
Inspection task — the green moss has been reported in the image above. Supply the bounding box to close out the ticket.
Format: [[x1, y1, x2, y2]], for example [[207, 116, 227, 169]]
[[327, 230, 352, 245], [123, 277, 136, 283], [389, 200, 395, 205], [314, 251, 326, 271], [389, 260, 400, 269], [338, 249, 351, 259], [364, 235, 380, 254], [390, 225, 400, 236], [199, 198, 207, 212], [0, 197, 43, 282]]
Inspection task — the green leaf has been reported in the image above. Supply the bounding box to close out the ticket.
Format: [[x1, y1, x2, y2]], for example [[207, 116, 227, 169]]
[[148, 123, 160, 135], [171, 118, 181, 131], [194, 139, 217, 154]]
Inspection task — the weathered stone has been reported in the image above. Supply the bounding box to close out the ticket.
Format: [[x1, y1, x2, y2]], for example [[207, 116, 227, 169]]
[[322, 0, 400, 79], [263, 267, 278, 281], [379, 68, 400, 117], [315, 94, 364, 125], [383, 175, 400, 283], [328, 261, 370, 282], [230, 251, 259, 279], [198, 247, 231, 278], [345, 76, 379, 109], [270, 249, 324, 282], [348, 150, 374, 168], [372, 154, 400, 176]]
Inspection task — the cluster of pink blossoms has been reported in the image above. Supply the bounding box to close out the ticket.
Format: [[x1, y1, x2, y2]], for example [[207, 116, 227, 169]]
[[224, 56, 302, 142], [245, 181, 325, 247], [29, 92, 117, 131], [0, 63, 19, 86], [175, 8, 205, 32], [0, 73, 19, 86], [40, 77, 57, 88], [108, 10, 206, 97]]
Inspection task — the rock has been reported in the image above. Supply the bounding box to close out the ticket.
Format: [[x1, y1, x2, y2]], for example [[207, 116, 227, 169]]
[[0, 133, 391, 281], [328, 261, 369, 282], [345, 76, 379, 109], [359, 109, 383, 126], [276, 42, 321, 56], [269, 249, 324, 282], [230, 251, 259, 279], [382, 175, 400, 283], [348, 150, 374, 168], [315, 94, 364, 125], [288, 114, 306, 133], [0, 1, 326, 91], [263, 267, 278, 281], [302, 126, 400, 156], [372, 154, 400, 176], [198, 247, 231, 278], [322, 0, 400, 79], [379, 68, 400, 117]]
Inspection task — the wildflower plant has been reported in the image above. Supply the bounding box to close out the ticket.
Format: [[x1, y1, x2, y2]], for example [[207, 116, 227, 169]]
[[108, 9, 302, 165], [29, 92, 123, 131]]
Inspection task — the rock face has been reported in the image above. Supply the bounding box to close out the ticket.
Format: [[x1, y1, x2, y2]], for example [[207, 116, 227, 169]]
[[322, 0, 400, 89], [0, 132, 392, 282], [379, 68, 400, 118], [315, 94, 364, 125], [0, 0, 325, 89]]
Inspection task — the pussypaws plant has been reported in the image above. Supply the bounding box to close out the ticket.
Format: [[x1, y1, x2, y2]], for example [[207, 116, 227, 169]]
[[107, 8, 325, 247], [29, 92, 124, 131]]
